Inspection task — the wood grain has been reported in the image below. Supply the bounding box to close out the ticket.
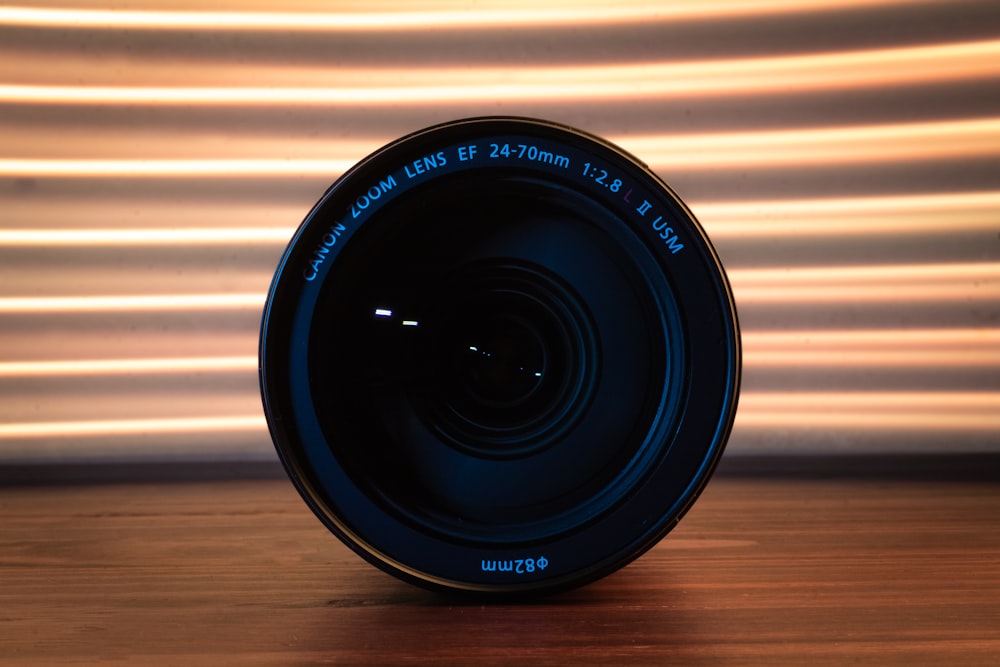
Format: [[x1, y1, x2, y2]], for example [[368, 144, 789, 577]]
[[1, 476, 998, 665]]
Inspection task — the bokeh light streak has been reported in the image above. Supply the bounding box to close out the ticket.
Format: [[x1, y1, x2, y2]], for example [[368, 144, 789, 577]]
[[2, 0, 998, 459], [2, 39, 997, 105], [742, 329, 1000, 368], [0, 356, 257, 377], [0, 293, 264, 313], [0, 416, 266, 439], [0, 227, 294, 246], [3, 117, 998, 178], [737, 392, 1000, 432], [4, 392, 997, 440], [698, 191, 1000, 238], [4, 328, 995, 378], [0, 1, 949, 32], [731, 263, 1000, 304]]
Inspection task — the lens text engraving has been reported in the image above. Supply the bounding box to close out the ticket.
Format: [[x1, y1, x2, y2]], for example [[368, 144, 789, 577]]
[[351, 176, 399, 219], [635, 199, 684, 254], [302, 223, 347, 281], [489, 143, 570, 169], [481, 556, 549, 575]]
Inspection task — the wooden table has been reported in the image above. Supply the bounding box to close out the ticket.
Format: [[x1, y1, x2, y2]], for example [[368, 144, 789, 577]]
[[2, 462, 998, 665]]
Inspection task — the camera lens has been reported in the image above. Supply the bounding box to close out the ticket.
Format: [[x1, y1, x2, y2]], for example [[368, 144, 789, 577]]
[[260, 117, 740, 595]]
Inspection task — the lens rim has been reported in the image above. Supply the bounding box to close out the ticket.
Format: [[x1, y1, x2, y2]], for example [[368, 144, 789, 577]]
[[260, 117, 741, 595]]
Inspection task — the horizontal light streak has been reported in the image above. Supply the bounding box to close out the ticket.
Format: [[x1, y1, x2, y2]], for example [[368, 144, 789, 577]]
[[0, 356, 257, 377], [0, 332, 994, 376], [2, 39, 996, 105], [3, 117, 997, 178], [737, 391, 1000, 431], [0, 197, 304, 229], [698, 191, 1000, 238], [2, 329, 993, 378], [0, 158, 353, 177], [0, 1, 942, 32], [0, 5, 992, 465], [730, 262, 1000, 304], [743, 329, 1000, 368], [0, 293, 263, 313], [2, 192, 994, 245], [1, 263, 994, 313], [0, 227, 293, 246], [0, 415, 266, 440], [1, 391, 995, 440], [621, 117, 1000, 168]]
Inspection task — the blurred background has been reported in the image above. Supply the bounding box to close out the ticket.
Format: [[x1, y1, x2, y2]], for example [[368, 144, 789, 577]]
[[1, 0, 998, 470]]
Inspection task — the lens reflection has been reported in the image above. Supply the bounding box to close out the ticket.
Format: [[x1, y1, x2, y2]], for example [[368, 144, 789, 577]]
[[430, 263, 589, 456], [457, 314, 546, 408]]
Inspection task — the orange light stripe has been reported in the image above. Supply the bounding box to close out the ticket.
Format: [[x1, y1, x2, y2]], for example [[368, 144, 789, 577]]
[[737, 412, 1000, 431], [746, 328, 1000, 345], [0, 158, 353, 177], [741, 391, 1000, 409], [0, 356, 257, 377], [3, 329, 994, 377], [0, 416, 266, 439], [620, 117, 1000, 168], [1, 263, 994, 313], [697, 191, 1000, 238], [3, 117, 998, 177], [3, 193, 995, 242], [733, 286, 1000, 304], [0, 294, 264, 313], [2, 391, 995, 439], [729, 262, 1000, 304], [747, 349, 1000, 367], [743, 328, 1000, 367], [736, 392, 1000, 431], [1, 39, 996, 105], [0, 1, 944, 32], [732, 262, 1000, 282], [0, 228, 293, 246]]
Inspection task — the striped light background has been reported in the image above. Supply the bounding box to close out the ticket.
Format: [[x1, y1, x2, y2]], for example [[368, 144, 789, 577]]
[[1, 0, 998, 464]]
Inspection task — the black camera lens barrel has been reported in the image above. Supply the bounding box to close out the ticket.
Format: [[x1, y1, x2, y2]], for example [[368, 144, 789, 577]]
[[260, 117, 740, 595]]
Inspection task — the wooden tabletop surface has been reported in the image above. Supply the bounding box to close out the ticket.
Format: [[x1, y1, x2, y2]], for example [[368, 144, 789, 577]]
[[1, 466, 998, 665]]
